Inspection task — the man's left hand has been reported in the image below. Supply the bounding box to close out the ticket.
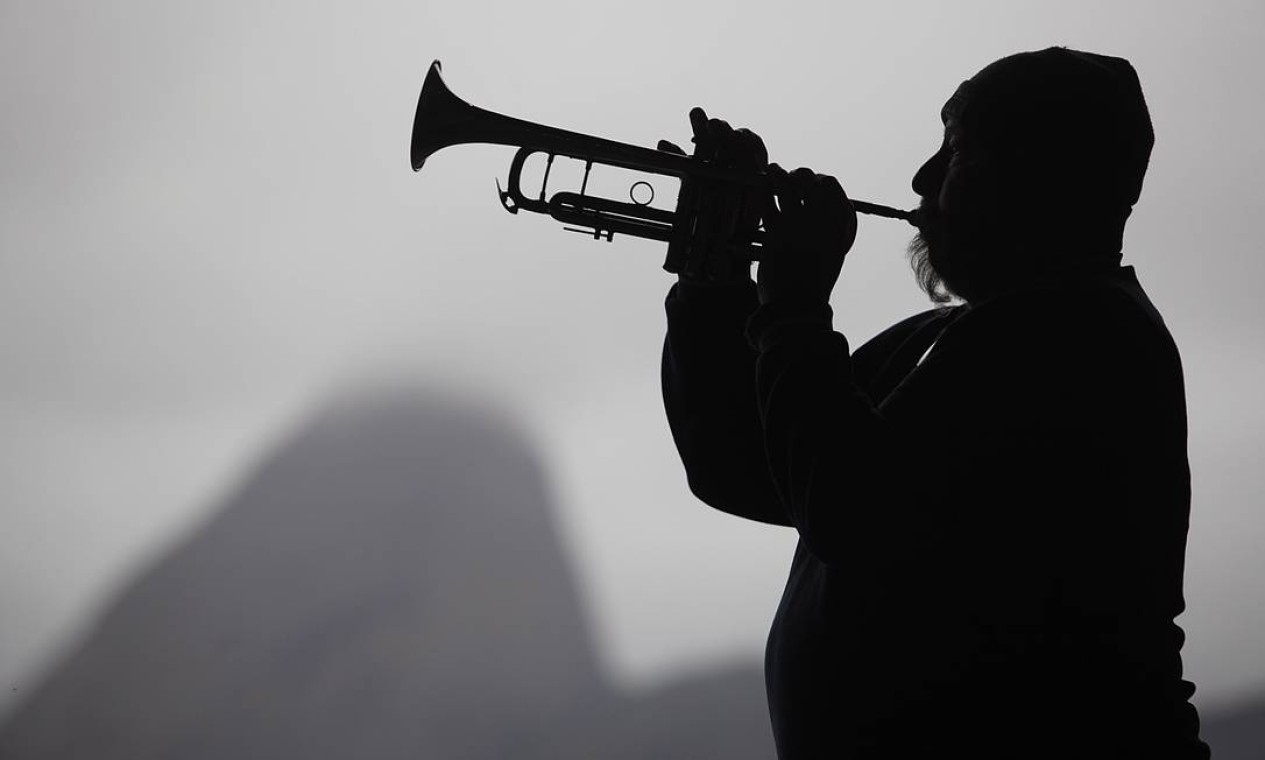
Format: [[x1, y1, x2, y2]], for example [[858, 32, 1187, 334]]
[[757, 164, 858, 306]]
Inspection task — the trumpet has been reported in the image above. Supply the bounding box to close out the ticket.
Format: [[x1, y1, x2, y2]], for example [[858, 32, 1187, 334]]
[[410, 60, 915, 269]]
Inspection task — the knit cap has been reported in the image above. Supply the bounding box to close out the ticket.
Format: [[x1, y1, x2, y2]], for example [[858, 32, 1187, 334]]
[[944, 47, 1154, 212]]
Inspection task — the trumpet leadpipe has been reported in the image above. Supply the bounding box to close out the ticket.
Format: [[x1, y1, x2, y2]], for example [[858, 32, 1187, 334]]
[[850, 199, 917, 224]]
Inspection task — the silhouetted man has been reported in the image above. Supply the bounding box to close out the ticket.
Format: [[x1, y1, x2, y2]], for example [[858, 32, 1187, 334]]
[[662, 47, 1210, 759]]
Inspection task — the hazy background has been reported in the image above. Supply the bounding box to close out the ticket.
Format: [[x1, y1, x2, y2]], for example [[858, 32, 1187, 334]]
[[2, 0, 1262, 728]]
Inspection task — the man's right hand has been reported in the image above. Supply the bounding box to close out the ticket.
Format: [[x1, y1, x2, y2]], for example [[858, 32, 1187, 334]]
[[757, 165, 857, 307]]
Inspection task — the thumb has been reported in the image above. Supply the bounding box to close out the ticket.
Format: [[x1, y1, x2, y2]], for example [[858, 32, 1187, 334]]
[[657, 139, 687, 155]]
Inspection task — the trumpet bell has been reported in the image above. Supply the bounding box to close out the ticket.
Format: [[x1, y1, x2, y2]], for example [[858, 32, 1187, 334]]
[[410, 60, 710, 180], [411, 60, 478, 172]]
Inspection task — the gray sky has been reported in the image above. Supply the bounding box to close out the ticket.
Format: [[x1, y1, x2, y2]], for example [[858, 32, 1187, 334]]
[[2, 0, 1263, 719]]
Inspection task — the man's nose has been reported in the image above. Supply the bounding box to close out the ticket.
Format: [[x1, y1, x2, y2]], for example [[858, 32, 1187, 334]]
[[912, 150, 945, 199]]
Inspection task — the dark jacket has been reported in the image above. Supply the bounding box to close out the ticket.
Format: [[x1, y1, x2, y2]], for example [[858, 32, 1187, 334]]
[[661, 266, 1209, 759]]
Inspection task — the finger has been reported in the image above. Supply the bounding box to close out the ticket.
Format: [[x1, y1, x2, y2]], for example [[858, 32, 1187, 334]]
[[781, 166, 815, 208], [790, 166, 817, 189], [756, 164, 782, 231], [761, 186, 782, 233], [710, 118, 734, 136], [688, 106, 710, 135], [806, 173, 847, 205], [816, 173, 847, 199], [767, 162, 791, 215], [709, 118, 735, 165], [657, 139, 687, 155], [733, 127, 768, 171], [689, 107, 712, 157]]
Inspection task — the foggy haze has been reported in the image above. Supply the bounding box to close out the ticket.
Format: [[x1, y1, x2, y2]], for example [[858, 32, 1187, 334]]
[[0, 391, 777, 758], [2, 0, 1263, 729]]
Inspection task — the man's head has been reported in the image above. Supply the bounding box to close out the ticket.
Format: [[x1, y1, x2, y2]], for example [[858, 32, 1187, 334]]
[[908, 47, 1154, 304]]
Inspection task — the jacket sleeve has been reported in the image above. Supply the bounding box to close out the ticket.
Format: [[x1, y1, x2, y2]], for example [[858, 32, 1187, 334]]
[[662, 279, 790, 526], [744, 301, 932, 562]]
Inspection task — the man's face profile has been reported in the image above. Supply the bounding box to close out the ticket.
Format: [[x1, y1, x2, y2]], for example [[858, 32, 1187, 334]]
[[907, 82, 995, 305]]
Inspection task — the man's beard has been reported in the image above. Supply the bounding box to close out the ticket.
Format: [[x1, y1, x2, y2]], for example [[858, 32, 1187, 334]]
[[906, 232, 953, 305], [906, 204, 958, 305]]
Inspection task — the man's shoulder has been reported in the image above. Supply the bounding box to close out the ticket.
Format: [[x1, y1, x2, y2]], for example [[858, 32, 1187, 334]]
[[950, 265, 1175, 350], [941, 265, 1185, 413]]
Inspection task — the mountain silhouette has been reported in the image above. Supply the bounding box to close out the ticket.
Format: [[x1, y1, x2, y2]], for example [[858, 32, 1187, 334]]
[[0, 388, 774, 759], [1199, 692, 1265, 760], [2, 386, 1253, 758]]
